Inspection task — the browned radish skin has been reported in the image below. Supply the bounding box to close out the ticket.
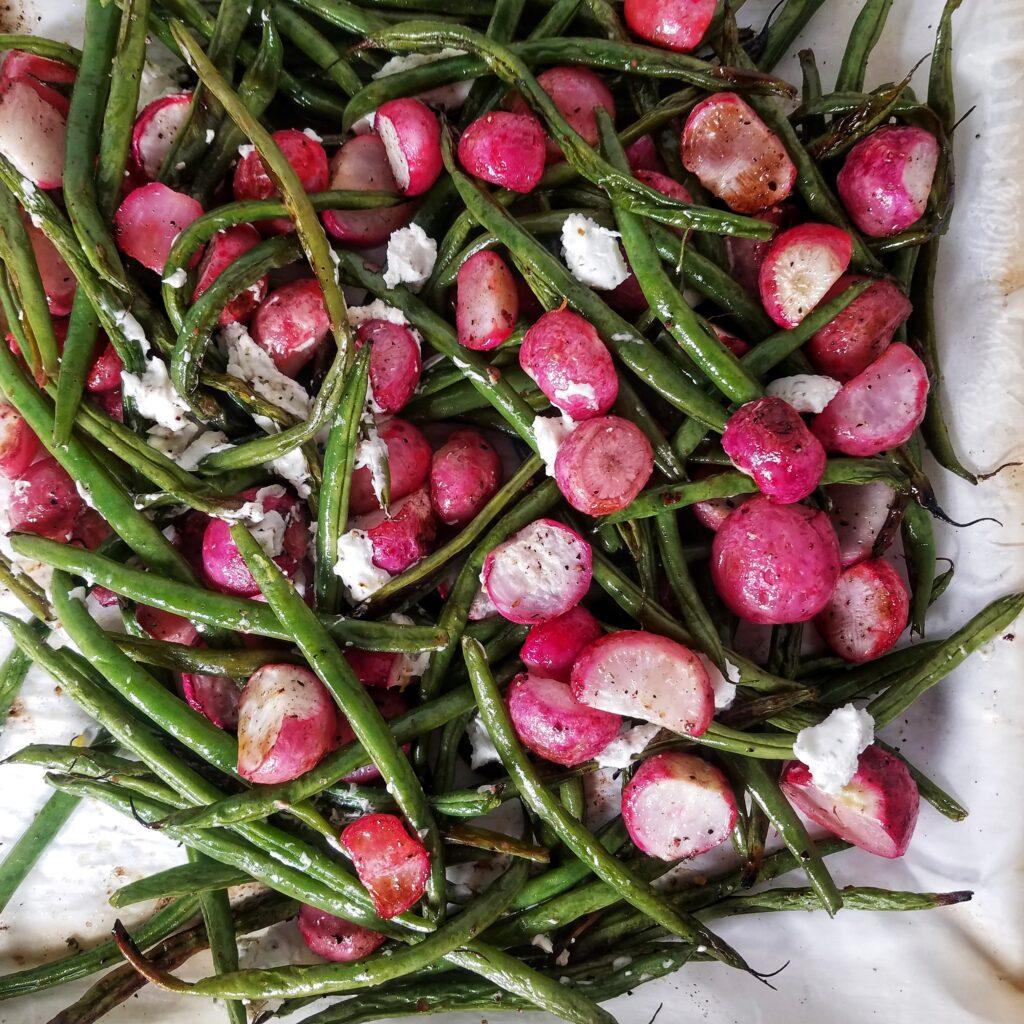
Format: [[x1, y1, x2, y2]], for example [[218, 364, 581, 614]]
[[375, 97, 442, 197], [251, 278, 331, 378], [137, 605, 200, 647], [349, 418, 432, 515], [456, 250, 519, 351], [519, 604, 603, 682], [193, 224, 267, 327], [0, 403, 41, 478], [113, 183, 204, 273], [457, 111, 547, 194], [25, 216, 75, 315], [9, 455, 83, 540], [298, 905, 387, 963], [826, 480, 897, 568], [712, 324, 750, 357], [0, 77, 68, 187], [429, 428, 501, 527], [356, 318, 422, 413], [725, 204, 794, 295], [624, 0, 717, 52], [344, 648, 401, 689], [131, 93, 192, 182], [625, 134, 665, 175], [180, 672, 240, 731]]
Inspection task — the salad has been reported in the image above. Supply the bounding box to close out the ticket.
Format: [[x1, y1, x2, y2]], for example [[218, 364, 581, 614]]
[[0, 0, 1018, 1022]]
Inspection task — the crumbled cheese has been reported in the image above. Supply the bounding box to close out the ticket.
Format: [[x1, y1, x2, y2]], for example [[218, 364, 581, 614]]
[[347, 300, 410, 329], [354, 428, 390, 507], [468, 584, 499, 620], [66, 587, 88, 603], [595, 722, 661, 769], [793, 703, 875, 794], [371, 48, 474, 112], [765, 374, 843, 414], [204, 129, 215, 144], [561, 213, 630, 291], [162, 268, 188, 288], [302, 127, 323, 142], [269, 447, 312, 499], [250, 510, 287, 559], [553, 380, 597, 412], [531, 934, 554, 954], [121, 358, 190, 431], [111, 309, 151, 356], [466, 713, 501, 769], [238, 144, 255, 158], [531, 413, 577, 476], [147, 423, 233, 470], [388, 614, 431, 684], [698, 654, 738, 710], [382, 224, 437, 290], [333, 530, 390, 602], [222, 323, 311, 420]]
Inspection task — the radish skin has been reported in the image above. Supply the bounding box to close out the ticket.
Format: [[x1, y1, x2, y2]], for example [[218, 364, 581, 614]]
[[25, 217, 75, 315], [624, 0, 717, 52], [375, 97, 442, 197], [113, 183, 204, 273], [458, 112, 547, 194], [349, 418, 432, 516], [826, 481, 897, 568], [180, 672, 240, 731], [356, 318, 422, 414], [0, 78, 67, 188], [0, 403, 41, 478], [339, 813, 430, 919], [456, 250, 519, 352], [193, 224, 267, 326], [251, 278, 331, 378], [298, 905, 386, 963], [357, 487, 437, 574], [131, 93, 192, 182], [429, 429, 501, 528], [9, 456, 83, 540], [520, 605, 603, 682]]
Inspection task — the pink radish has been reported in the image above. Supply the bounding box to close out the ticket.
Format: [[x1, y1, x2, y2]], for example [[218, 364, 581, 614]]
[[429, 428, 501, 528], [9, 456, 83, 540], [815, 559, 909, 663], [554, 416, 654, 516], [375, 97, 442, 197], [94, 388, 124, 422], [180, 672, 240, 731], [827, 480, 897, 568], [508, 67, 615, 163], [626, 135, 665, 175], [624, 0, 717, 51], [192, 224, 268, 327], [336, 690, 409, 783], [456, 249, 519, 351], [0, 50, 76, 91], [681, 93, 796, 213], [726, 204, 793, 295], [520, 309, 619, 420], [131, 93, 192, 182], [349, 418, 432, 515], [237, 664, 337, 784], [137, 605, 199, 647], [571, 630, 714, 736], [357, 487, 437, 574], [85, 341, 123, 393], [837, 125, 939, 238], [355, 318, 422, 413], [458, 111, 547, 194], [298, 905, 386, 963], [233, 128, 329, 234], [322, 135, 414, 246], [806, 274, 911, 381], [622, 751, 737, 860], [721, 396, 827, 504], [344, 648, 400, 689], [482, 518, 592, 625], [635, 168, 693, 207], [691, 467, 751, 533], [0, 404, 40, 478], [781, 744, 919, 858], [507, 671, 621, 766], [711, 496, 841, 624], [25, 217, 74, 315], [113, 183, 204, 273], [812, 343, 929, 456], [339, 813, 430, 919], [251, 278, 330, 378], [759, 223, 852, 329], [0, 78, 67, 188], [713, 325, 751, 358], [520, 605, 603, 682], [71, 507, 111, 551]]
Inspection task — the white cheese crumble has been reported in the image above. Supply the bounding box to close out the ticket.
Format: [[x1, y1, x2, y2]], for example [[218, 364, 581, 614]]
[[354, 428, 390, 508], [387, 613, 431, 684], [301, 127, 323, 142], [222, 323, 311, 420], [382, 224, 437, 290], [121, 358, 190, 431], [560, 213, 630, 291], [698, 654, 740, 710], [162, 268, 188, 288], [531, 934, 554, 954], [250, 510, 287, 559], [553, 380, 597, 412], [205, 129, 215, 144], [371, 48, 474, 112], [793, 703, 875, 794], [765, 374, 843, 414], [333, 530, 391, 602], [147, 424, 233, 470], [531, 413, 577, 476], [269, 447, 312, 499], [238, 144, 255, 158], [466, 713, 501, 769], [346, 300, 410, 329], [595, 722, 661, 769]]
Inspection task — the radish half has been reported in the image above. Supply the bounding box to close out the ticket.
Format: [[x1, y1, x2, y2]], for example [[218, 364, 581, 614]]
[[826, 480, 898, 568], [297, 905, 386, 963], [131, 93, 192, 182], [339, 813, 430, 919], [456, 250, 519, 352], [519, 604, 604, 682], [375, 97, 442, 197], [457, 111, 547, 194], [0, 78, 67, 188]]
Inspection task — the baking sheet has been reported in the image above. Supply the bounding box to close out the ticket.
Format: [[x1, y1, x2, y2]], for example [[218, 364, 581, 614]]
[[0, 0, 1022, 1020]]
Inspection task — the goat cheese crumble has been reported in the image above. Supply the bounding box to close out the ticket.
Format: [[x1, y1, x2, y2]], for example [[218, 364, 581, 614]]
[[793, 703, 875, 794], [466, 713, 501, 769], [595, 722, 661, 769], [121, 358, 191, 431], [765, 374, 843, 414], [222, 323, 311, 420], [531, 413, 577, 476], [333, 530, 390, 602], [560, 213, 630, 291], [382, 224, 437, 290]]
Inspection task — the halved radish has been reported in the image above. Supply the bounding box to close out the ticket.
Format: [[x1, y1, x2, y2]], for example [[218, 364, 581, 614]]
[[815, 559, 909, 663], [781, 744, 919, 858], [429, 429, 501, 528], [806, 274, 912, 381], [635, 168, 693, 206], [711, 496, 841, 624], [722, 396, 827, 504], [458, 111, 547, 194], [519, 604, 604, 682], [725, 204, 793, 295], [357, 487, 437, 574], [0, 78, 67, 188], [0, 50, 76, 89], [322, 135, 415, 246], [356, 318, 422, 413], [482, 518, 592, 625], [180, 672, 241, 731], [71, 506, 112, 551], [812, 343, 929, 456], [571, 630, 714, 736], [237, 664, 337, 784], [456, 249, 519, 351], [137, 605, 199, 647], [339, 813, 430, 919], [25, 217, 74, 315], [251, 278, 330, 378], [131, 93, 192, 182], [624, 0, 716, 51], [344, 648, 400, 688], [712, 324, 751, 358], [519, 309, 618, 420], [297, 905, 386, 963], [837, 125, 939, 238], [94, 388, 124, 422], [335, 690, 409, 783], [622, 751, 737, 860], [826, 480, 897, 568], [625, 134, 665, 175], [85, 341, 123, 393], [681, 93, 796, 213], [507, 671, 621, 766], [690, 466, 751, 533], [9, 456, 83, 540], [375, 97, 442, 197], [349, 418, 432, 515], [233, 128, 329, 234], [0, 403, 41, 478], [553, 415, 654, 516], [113, 183, 204, 273], [192, 224, 267, 326]]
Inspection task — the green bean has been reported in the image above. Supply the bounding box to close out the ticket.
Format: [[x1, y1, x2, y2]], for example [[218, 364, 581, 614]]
[[792, 90, 917, 121], [279, 0, 388, 36], [797, 48, 825, 139], [0, 34, 81, 65], [459, 0, 527, 125], [194, 850, 247, 1024], [0, 554, 51, 621], [928, 0, 963, 133], [756, 0, 827, 72], [272, 5, 362, 101], [835, 0, 892, 93], [901, 498, 936, 636], [0, 266, 41, 378], [873, 739, 967, 822], [0, 640, 33, 736], [706, 885, 972, 919], [111, 860, 253, 908], [4, 742, 151, 778]]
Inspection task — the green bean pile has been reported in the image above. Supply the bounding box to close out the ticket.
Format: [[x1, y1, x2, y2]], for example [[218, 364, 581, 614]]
[[0, 1, 1017, 1022]]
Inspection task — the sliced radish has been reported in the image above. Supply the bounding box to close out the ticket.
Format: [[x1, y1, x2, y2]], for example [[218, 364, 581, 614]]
[[726, 204, 793, 295], [781, 744, 919, 858], [113, 183, 204, 273], [358, 487, 437, 574], [806, 274, 912, 381], [815, 559, 909, 663], [722, 396, 827, 504], [355, 318, 422, 414], [519, 309, 618, 420], [94, 388, 124, 423], [812, 343, 929, 457], [9, 456, 83, 540], [690, 466, 751, 533], [322, 135, 415, 246], [827, 480, 897, 568], [553, 415, 654, 516], [335, 690, 409, 783], [137, 605, 199, 647], [519, 604, 603, 682], [0, 78, 67, 188], [482, 518, 592, 625], [237, 664, 337, 784], [375, 97, 442, 197], [624, 0, 716, 51], [622, 751, 737, 860], [71, 507, 111, 551], [0, 403, 41, 478], [681, 92, 796, 213], [85, 341, 123, 393], [456, 250, 518, 351], [837, 125, 939, 238], [131, 93, 192, 182], [429, 429, 501, 528], [349, 418, 432, 515], [180, 672, 241, 731], [711, 496, 841, 624], [339, 813, 430, 919], [571, 630, 714, 736], [458, 111, 547, 194], [251, 278, 330, 378], [635, 168, 693, 206], [192, 224, 267, 327], [25, 217, 74, 315], [0, 50, 76, 89], [344, 648, 400, 688], [712, 324, 751, 358], [298, 905, 386, 963], [625, 134, 666, 175], [507, 671, 621, 766]]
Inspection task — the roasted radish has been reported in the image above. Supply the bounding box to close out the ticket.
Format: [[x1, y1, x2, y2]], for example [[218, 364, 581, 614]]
[[456, 250, 519, 351], [131, 93, 191, 182], [624, 0, 716, 52], [690, 467, 751, 533], [335, 690, 409, 783], [297, 905, 386, 963], [137, 605, 199, 647], [180, 672, 241, 731], [429, 429, 501, 527], [375, 97, 442, 197], [9, 456, 83, 540], [356, 487, 437, 574], [458, 111, 547, 194], [113, 183, 204, 273], [339, 813, 430, 919], [0, 403, 40, 478], [0, 78, 67, 187], [86, 340, 122, 394], [251, 279, 331, 378], [519, 604, 603, 682], [349, 418, 432, 515], [826, 481, 897, 567], [356, 318, 422, 414], [625, 135, 665, 175], [725, 204, 793, 295], [26, 217, 74, 315], [192, 224, 267, 326]]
